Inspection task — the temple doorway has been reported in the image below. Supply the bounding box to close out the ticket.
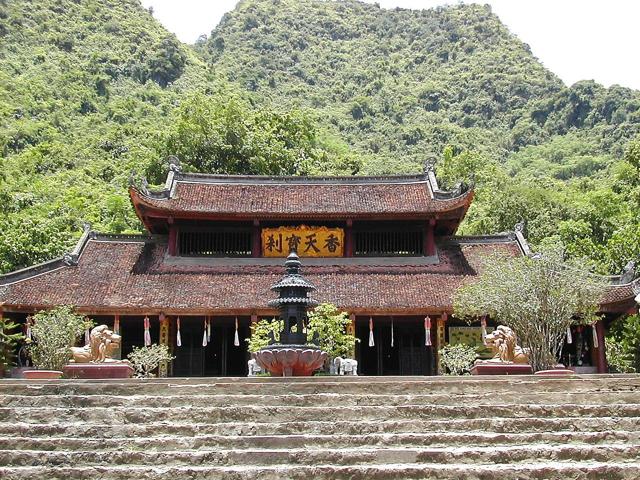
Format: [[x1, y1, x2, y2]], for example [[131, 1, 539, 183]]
[[172, 317, 249, 377], [355, 317, 434, 375]]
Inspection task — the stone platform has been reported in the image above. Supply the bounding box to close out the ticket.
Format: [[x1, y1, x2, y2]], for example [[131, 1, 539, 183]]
[[470, 363, 533, 375], [0, 374, 639, 479], [63, 363, 133, 379]]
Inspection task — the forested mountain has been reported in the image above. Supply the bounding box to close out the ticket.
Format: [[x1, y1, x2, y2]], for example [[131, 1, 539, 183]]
[[0, 0, 638, 276], [204, 0, 640, 170]]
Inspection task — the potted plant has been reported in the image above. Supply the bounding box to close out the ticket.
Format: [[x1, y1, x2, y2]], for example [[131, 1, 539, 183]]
[[0, 317, 24, 377], [307, 303, 359, 373], [25, 306, 91, 379]]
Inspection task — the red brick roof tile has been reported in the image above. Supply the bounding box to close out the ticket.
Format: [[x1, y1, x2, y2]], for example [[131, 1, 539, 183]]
[[131, 174, 474, 220]]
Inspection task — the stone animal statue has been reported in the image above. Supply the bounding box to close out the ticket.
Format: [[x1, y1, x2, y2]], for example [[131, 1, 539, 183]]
[[247, 358, 263, 376], [484, 325, 529, 364], [333, 356, 358, 376], [70, 325, 122, 363]]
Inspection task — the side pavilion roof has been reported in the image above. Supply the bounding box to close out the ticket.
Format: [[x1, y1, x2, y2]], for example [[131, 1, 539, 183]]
[[0, 233, 524, 316]]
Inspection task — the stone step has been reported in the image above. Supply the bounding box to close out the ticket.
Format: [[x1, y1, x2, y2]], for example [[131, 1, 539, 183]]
[[2, 403, 640, 424], [2, 390, 639, 407], [2, 416, 638, 437], [1, 431, 638, 451], [2, 462, 640, 480], [1, 375, 638, 397], [2, 444, 639, 467]]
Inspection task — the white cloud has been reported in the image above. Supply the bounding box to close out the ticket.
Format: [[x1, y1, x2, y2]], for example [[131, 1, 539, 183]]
[[141, 0, 640, 90]]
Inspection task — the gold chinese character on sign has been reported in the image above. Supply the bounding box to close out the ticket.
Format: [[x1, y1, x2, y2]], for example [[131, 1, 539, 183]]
[[262, 226, 344, 257]]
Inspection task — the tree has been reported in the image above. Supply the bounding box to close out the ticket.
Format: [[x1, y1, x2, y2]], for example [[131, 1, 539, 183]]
[[606, 314, 640, 373], [27, 306, 91, 372], [247, 318, 282, 353], [307, 303, 358, 359], [0, 317, 23, 376], [453, 248, 607, 372], [437, 145, 484, 189], [161, 92, 327, 177]]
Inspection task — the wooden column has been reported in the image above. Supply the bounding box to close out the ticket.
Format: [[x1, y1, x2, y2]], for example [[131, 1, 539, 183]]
[[595, 321, 607, 374], [113, 314, 121, 360], [424, 219, 436, 257], [168, 226, 177, 256], [345, 219, 353, 257], [348, 313, 356, 359], [252, 220, 261, 258], [435, 313, 447, 375], [158, 314, 170, 378]]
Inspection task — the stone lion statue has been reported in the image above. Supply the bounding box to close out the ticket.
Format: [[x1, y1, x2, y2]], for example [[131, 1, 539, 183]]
[[333, 356, 358, 376], [484, 325, 529, 364], [70, 325, 122, 363]]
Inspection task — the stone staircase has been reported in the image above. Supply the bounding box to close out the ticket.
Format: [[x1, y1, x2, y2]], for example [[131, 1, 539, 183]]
[[0, 375, 639, 479]]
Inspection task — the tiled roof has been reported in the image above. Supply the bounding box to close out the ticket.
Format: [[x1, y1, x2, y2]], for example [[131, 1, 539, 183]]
[[1, 236, 634, 315], [600, 281, 639, 312], [0, 237, 521, 314], [130, 173, 474, 220]]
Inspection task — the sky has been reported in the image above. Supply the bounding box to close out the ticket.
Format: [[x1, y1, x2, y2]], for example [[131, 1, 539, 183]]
[[140, 0, 640, 90]]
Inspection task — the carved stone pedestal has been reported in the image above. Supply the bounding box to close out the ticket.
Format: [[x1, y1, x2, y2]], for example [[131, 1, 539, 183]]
[[255, 345, 327, 377], [470, 362, 533, 375], [64, 363, 134, 379]]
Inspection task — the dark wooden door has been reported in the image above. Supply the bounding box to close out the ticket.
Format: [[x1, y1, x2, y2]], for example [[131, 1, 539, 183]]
[[172, 319, 205, 377]]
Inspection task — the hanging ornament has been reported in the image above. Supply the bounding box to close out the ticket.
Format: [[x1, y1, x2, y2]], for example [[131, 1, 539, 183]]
[[207, 317, 211, 342], [566, 326, 573, 344], [113, 317, 120, 335], [143, 316, 151, 346], [390, 317, 394, 348], [25, 317, 32, 341], [234, 317, 240, 347], [424, 317, 432, 346], [202, 319, 208, 347], [368, 317, 375, 347], [592, 323, 599, 349], [480, 317, 487, 345], [176, 317, 182, 347]]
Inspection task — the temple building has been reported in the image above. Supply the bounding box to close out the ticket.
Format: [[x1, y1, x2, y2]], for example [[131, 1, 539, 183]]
[[0, 162, 638, 376]]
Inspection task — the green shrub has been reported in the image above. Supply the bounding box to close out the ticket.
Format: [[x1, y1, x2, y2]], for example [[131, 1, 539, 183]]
[[439, 343, 478, 375], [0, 317, 23, 376], [127, 344, 175, 378]]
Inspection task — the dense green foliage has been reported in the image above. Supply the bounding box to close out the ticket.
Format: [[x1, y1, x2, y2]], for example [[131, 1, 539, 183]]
[[27, 306, 91, 371], [606, 315, 640, 373], [0, 0, 638, 278], [155, 91, 360, 178]]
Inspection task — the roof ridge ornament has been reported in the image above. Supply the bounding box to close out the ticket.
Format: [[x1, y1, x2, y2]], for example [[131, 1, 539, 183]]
[[168, 155, 182, 173], [620, 260, 637, 285], [513, 221, 532, 256]]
